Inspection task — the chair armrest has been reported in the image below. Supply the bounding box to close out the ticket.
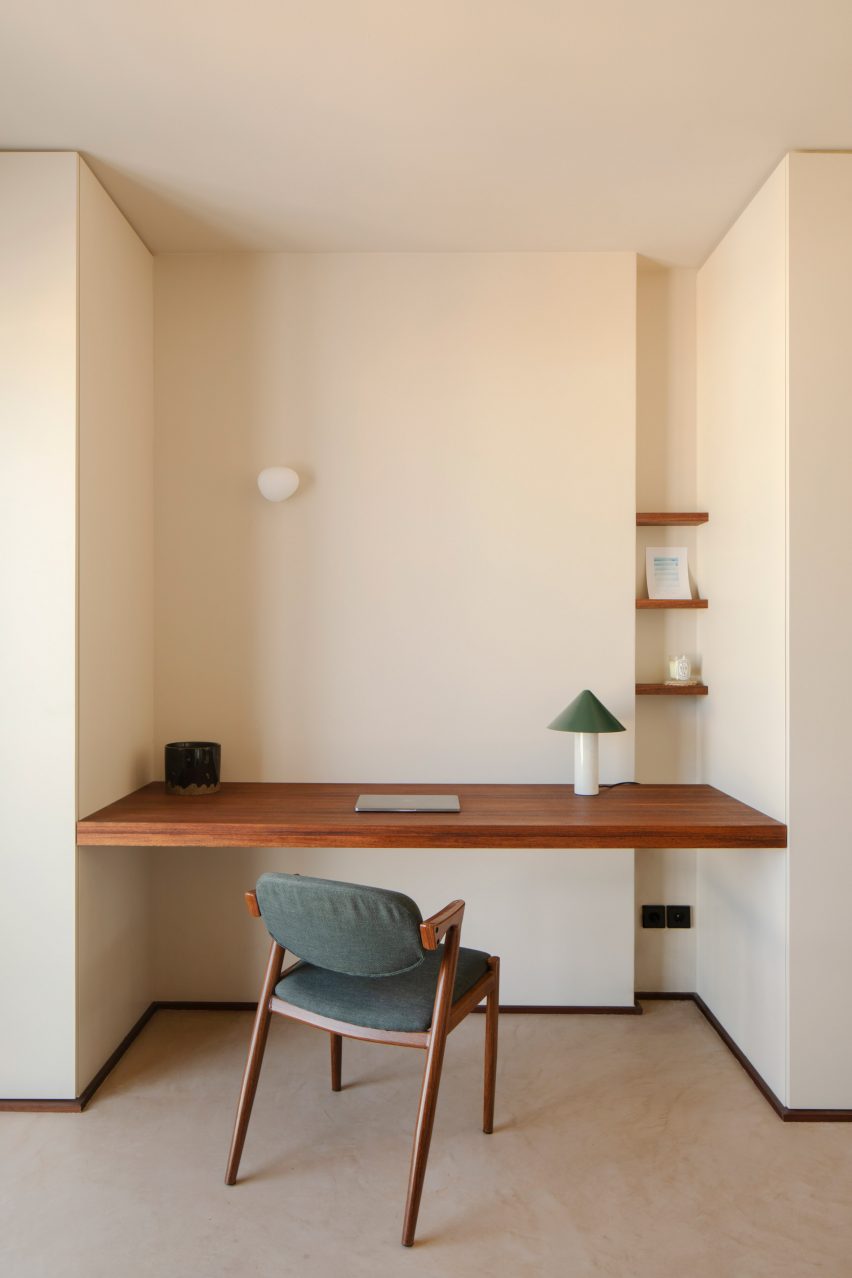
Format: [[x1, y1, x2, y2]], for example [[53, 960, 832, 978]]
[[245, 890, 261, 918], [419, 900, 465, 950]]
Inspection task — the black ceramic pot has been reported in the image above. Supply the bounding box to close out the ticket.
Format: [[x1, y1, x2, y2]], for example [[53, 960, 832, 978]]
[[165, 742, 221, 795]]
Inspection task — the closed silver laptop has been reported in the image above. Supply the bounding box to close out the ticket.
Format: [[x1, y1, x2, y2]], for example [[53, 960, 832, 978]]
[[355, 793, 461, 813]]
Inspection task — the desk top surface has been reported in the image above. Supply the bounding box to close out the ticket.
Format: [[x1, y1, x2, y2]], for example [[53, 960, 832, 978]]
[[76, 782, 787, 849]]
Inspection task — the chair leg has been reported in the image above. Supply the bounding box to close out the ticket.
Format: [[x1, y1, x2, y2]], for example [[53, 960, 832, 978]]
[[225, 939, 284, 1185], [401, 1024, 450, 1246], [330, 1032, 342, 1092], [401, 924, 461, 1247], [483, 956, 499, 1134]]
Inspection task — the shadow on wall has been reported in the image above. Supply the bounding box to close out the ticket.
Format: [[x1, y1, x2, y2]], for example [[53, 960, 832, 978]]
[[83, 157, 259, 253]]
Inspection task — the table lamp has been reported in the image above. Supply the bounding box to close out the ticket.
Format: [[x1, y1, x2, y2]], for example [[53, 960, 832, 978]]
[[547, 689, 626, 796]]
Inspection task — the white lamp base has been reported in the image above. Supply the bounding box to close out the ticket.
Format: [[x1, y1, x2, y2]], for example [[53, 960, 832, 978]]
[[574, 733, 599, 796]]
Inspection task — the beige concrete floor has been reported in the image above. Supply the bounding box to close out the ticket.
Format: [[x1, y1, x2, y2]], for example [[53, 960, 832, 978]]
[[2, 1002, 852, 1277]]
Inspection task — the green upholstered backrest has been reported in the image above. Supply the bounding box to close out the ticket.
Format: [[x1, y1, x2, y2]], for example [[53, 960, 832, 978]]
[[255, 872, 426, 977]]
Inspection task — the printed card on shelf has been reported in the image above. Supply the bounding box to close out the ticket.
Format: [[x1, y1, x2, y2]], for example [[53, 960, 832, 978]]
[[646, 546, 691, 600]]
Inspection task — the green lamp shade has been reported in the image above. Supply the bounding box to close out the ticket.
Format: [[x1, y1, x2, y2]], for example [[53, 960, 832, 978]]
[[547, 689, 626, 734]]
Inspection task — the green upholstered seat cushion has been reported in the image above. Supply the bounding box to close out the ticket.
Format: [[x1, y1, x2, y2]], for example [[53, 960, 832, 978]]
[[275, 946, 491, 1032], [256, 872, 425, 977]]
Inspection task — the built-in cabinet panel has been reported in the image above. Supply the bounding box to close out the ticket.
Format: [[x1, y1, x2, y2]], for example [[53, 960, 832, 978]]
[[697, 152, 852, 1109], [786, 153, 852, 1108], [76, 161, 155, 1092], [695, 158, 788, 1102], [0, 154, 154, 1098], [0, 153, 79, 1097], [77, 162, 154, 821]]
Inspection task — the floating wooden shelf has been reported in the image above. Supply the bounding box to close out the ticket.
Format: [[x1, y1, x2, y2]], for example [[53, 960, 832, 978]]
[[636, 683, 708, 696], [636, 598, 708, 609], [636, 512, 709, 526]]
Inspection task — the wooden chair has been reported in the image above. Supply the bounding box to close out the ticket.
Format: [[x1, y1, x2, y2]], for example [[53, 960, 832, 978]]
[[225, 872, 500, 1246]]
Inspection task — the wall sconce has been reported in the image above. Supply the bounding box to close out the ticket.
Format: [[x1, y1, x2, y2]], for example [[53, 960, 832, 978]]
[[547, 689, 626, 796], [257, 467, 300, 502]]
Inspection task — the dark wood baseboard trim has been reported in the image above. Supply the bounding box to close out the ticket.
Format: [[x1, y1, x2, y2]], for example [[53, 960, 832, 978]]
[[775, 1107, 852, 1123], [76, 1000, 159, 1110], [0, 1000, 158, 1114], [473, 1002, 642, 1014], [7, 995, 851, 1120], [155, 1000, 258, 1012], [0, 1096, 84, 1113], [158, 999, 644, 1016], [689, 993, 787, 1118], [642, 992, 852, 1122], [635, 990, 694, 1000], [0, 998, 642, 1111]]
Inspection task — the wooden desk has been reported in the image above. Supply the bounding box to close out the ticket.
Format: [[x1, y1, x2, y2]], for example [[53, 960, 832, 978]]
[[77, 782, 787, 849]]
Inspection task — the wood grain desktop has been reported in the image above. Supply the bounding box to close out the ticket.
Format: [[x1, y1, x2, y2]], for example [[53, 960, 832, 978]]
[[77, 782, 787, 849]]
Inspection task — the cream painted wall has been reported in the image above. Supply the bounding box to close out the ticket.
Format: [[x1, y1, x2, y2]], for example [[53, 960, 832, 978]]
[[75, 161, 155, 1090], [0, 153, 78, 1097], [152, 846, 634, 1005], [634, 262, 699, 993], [696, 160, 788, 1101], [786, 152, 852, 1108], [77, 162, 154, 819], [152, 251, 638, 1005], [636, 265, 698, 516]]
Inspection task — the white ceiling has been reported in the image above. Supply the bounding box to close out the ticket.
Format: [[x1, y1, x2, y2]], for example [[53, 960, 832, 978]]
[[3, 0, 852, 263]]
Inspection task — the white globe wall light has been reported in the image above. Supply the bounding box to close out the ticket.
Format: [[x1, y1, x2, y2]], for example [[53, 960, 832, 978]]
[[257, 466, 300, 502]]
